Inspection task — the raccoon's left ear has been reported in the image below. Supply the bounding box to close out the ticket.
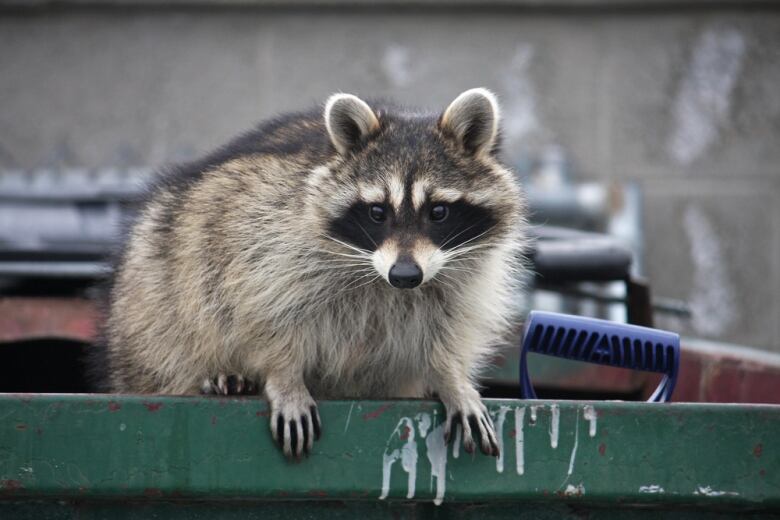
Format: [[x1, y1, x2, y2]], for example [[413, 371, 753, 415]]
[[325, 93, 380, 155], [440, 88, 500, 156]]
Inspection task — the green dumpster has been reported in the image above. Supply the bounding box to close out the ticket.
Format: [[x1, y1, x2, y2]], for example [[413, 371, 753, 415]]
[[1, 395, 778, 518]]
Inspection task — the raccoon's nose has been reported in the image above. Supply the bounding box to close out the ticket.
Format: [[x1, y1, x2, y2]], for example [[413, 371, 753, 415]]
[[389, 261, 423, 289]]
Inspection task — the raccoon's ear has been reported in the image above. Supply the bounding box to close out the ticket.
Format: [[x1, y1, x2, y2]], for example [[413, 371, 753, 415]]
[[324, 93, 380, 155], [440, 88, 500, 156]]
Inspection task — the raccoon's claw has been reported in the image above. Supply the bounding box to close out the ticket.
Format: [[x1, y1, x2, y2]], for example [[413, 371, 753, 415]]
[[443, 399, 499, 457], [269, 399, 321, 459], [201, 374, 258, 396]]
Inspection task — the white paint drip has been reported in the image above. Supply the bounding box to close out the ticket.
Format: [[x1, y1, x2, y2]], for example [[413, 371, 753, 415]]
[[529, 406, 538, 425], [668, 27, 746, 164], [493, 406, 512, 473], [415, 413, 431, 438], [380, 449, 400, 500], [549, 404, 560, 448], [400, 419, 418, 499], [379, 417, 417, 500], [515, 406, 525, 475], [564, 483, 585, 496], [695, 485, 740, 497], [344, 401, 355, 434], [639, 485, 665, 493], [583, 405, 597, 438], [452, 424, 461, 459], [567, 409, 580, 476], [683, 205, 737, 337], [426, 423, 448, 506]]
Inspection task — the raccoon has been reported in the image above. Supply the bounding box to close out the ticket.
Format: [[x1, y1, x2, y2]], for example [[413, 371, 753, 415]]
[[102, 88, 528, 459]]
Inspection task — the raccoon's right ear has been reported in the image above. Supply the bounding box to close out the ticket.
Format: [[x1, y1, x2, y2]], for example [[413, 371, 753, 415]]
[[324, 93, 380, 155]]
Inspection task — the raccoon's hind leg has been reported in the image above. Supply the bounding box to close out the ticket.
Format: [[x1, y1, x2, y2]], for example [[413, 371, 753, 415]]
[[201, 374, 259, 396], [264, 375, 321, 459]]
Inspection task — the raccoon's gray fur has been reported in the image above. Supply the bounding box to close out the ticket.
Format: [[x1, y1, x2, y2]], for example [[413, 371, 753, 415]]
[[103, 88, 528, 459]]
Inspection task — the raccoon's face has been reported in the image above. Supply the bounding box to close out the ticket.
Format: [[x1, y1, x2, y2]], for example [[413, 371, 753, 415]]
[[313, 88, 521, 290]]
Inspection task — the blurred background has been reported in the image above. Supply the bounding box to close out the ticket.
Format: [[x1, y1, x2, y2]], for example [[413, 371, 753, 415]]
[[0, 0, 779, 399]]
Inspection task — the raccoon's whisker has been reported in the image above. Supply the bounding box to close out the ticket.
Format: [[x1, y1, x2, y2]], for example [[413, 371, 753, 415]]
[[442, 234, 497, 261], [434, 272, 459, 291], [439, 223, 477, 250], [346, 275, 382, 292], [326, 272, 382, 300], [313, 249, 372, 261], [313, 260, 374, 268], [323, 236, 373, 256], [321, 235, 373, 256], [445, 226, 496, 252], [444, 243, 495, 259], [439, 265, 479, 275], [352, 220, 378, 249]]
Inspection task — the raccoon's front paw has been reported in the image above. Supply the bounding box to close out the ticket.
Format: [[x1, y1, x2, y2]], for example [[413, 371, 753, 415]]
[[268, 391, 322, 459], [443, 395, 499, 457], [200, 374, 258, 396]]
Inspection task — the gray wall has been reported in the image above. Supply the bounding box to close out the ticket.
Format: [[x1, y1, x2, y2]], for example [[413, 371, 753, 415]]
[[1, 2, 779, 351]]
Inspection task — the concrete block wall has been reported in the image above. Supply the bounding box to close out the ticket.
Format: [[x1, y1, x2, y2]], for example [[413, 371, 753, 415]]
[[1, 2, 778, 351]]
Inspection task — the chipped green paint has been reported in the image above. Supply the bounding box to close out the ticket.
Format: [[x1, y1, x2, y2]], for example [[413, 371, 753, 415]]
[[0, 395, 778, 513]]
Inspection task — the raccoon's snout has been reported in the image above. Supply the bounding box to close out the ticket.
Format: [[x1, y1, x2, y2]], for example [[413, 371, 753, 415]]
[[388, 260, 423, 289]]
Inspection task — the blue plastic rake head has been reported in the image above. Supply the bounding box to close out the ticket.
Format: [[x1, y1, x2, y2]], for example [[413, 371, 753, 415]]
[[519, 311, 680, 402]]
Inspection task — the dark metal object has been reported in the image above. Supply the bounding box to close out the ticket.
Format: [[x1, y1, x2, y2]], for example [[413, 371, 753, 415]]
[[530, 227, 664, 326]]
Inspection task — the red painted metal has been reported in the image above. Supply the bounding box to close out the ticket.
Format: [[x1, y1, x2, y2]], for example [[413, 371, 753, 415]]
[[660, 340, 780, 404], [0, 297, 98, 343]]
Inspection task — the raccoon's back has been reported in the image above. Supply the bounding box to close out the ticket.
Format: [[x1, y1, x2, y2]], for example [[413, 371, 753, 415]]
[[98, 110, 339, 393]]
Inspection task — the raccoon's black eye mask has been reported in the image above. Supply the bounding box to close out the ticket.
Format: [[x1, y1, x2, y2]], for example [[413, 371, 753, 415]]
[[328, 198, 497, 252]]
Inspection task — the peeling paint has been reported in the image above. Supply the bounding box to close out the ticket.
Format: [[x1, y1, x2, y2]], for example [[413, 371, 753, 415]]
[[0, 479, 23, 492], [567, 409, 580, 477], [754, 443, 763, 458], [452, 424, 461, 459], [343, 402, 355, 434], [363, 404, 393, 421], [493, 405, 512, 473], [401, 422, 417, 499], [549, 404, 560, 449], [415, 413, 431, 439], [515, 406, 525, 475], [530, 405, 538, 426], [639, 485, 665, 493], [426, 423, 448, 506], [379, 448, 400, 501], [695, 485, 740, 497], [564, 483, 585, 496], [379, 417, 417, 501], [380, 414, 450, 505], [583, 405, 597, 437], [143, 402, 163, 413]]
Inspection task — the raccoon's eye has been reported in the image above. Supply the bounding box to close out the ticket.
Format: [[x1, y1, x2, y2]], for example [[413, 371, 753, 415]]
[[430, 204, 449, 222], [369, 205, 386, 223]]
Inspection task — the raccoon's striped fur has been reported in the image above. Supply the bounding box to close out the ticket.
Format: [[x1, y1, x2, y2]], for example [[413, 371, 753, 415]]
[[103, 88, 528, 458]]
